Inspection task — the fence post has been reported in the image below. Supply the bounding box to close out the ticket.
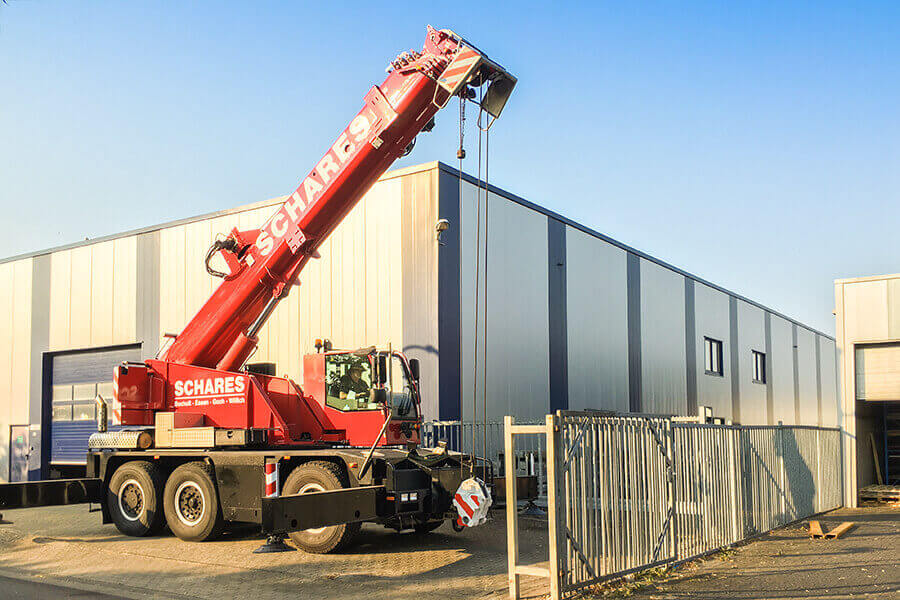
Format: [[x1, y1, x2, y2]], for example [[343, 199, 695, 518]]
[[668, 420, 678, 563], [504, 416, 520, 600], [727, 427, 740, 544], [777, 424, 787, 525], [546, 413, 562, 600]]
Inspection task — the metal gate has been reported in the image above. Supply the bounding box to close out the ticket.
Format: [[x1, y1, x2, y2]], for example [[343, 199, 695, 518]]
[[556, 413, 674, 591]]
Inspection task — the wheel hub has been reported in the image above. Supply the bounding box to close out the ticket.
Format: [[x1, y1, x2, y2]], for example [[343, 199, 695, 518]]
[[175, 482, 206, 527], [118, 479, 145, 522]]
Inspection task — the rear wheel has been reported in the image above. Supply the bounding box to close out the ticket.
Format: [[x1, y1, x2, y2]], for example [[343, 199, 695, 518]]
[[107, 461, 165, 537], [283, 461, 360, 553], [163, 462, 224, 542]]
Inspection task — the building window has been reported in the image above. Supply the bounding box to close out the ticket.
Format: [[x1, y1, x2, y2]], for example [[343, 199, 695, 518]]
[[704, 337, 724, 376], [752, 350, 767, 384]]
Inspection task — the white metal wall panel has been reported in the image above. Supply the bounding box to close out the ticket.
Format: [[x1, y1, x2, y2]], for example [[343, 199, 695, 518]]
[[460, 183, 549, 422], [157, 179, 404, 384], [855, 343, 900, 401], [842, 280, 890, 342], [736, 300, 767, 425], [693, 283, 732, 420], [565, 227, 629, 412], [769, 316, 796, 425], [818, 336, 839, 427], [796, 327, 819, 424], [294, 178, 404, 381], [639, 259, 687, 415], [0, 258, 34, 481], [48, 240, 137, 351]]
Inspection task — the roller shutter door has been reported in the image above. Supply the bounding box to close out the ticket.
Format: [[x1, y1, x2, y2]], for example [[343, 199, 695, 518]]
[[50, 345, 141, 464], [855, 343, 900, 402]]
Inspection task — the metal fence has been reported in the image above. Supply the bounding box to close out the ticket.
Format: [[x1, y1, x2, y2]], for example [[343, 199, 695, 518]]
[[505, 413, 843, 599], [422, 420, 547, 498]]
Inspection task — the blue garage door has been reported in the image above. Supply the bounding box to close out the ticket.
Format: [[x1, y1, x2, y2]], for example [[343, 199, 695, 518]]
[[50, 345, 142, 464]]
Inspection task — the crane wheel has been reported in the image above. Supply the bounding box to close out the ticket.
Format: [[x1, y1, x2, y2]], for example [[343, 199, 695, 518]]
[[163, 462, 224, 542], [107, 461, 165, 537], [283, 461, 360, 554]]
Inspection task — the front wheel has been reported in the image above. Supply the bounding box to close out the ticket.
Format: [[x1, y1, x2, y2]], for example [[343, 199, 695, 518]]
[[163, 462, 224, 542], [283, 461, 360, 553]]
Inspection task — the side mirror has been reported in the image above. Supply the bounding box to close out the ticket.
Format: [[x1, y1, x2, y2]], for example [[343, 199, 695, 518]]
[[372, 388, 387, 405], [409, 358, 420, 382], [377, 355, 388, 385]]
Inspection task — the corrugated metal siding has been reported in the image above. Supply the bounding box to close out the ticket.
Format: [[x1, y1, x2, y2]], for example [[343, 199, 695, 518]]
[[460, 181, 550, 422], [796, 327, 819, 424], [736, 300, 767, 425], [769, 316, 796, 425], [639, 259, 687, 415], [694, 282, 732, 419], [565, 227, 629, 412]]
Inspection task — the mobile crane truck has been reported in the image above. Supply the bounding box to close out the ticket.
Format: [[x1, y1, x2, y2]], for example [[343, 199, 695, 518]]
[[0, 26, 515, 553]]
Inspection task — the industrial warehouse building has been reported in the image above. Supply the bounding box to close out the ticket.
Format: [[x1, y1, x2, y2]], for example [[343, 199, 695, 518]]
[[835, 273, 900, 505], [1, 161, 840, 483]]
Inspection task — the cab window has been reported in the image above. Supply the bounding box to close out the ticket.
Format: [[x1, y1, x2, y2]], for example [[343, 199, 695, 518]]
[[325, 356, 375, 411], [389, 355, 417, 419]]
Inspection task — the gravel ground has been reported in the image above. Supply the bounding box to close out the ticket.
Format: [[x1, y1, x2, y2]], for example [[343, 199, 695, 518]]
[[0, 504, 548, 600], [600, 506, 899, 600]]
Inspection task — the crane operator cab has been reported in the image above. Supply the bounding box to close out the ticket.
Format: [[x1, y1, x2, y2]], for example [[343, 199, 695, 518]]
[[303, 343, 422, 447]]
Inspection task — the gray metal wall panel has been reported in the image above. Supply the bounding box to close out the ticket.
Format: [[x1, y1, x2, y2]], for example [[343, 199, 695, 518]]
[[795, 327, 819, 425], [459, 182, 549, 422], [401, 170, 440, 420], [565, 227, 629, 413], [693, 282, 732, 420], [736, 300, 767, 425], [817, 336, 839, 427], [639, 259, 687, 415], [770, 316, 797, 424], [684, 280, 697, 415], [136, 231, 161, 361]]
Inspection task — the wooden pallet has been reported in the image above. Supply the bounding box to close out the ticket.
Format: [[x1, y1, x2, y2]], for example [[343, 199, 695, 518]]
[[808, 520, 855, 539], [859, 485, 900, 501]]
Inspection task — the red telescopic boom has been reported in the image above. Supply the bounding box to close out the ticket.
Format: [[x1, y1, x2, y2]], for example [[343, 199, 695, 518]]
[[162, 26, 514, 372]]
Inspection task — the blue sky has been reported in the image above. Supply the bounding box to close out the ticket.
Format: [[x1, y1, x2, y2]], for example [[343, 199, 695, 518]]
[[1, 1, 898, 334]]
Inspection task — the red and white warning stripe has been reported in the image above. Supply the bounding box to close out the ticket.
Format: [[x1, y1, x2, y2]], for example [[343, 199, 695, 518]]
[[111, 377, 122, 425], [264, 461, 280, 498], [437, 45, 482, 95]]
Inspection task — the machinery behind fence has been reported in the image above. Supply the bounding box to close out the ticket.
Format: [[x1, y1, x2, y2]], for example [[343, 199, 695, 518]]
[[504, 412, 844, 599]]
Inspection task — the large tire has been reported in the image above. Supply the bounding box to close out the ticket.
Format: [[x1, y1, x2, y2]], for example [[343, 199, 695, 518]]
[[107, 461, 165, 537], [283, 461, 361, 554], [163, 462, 224, 542]]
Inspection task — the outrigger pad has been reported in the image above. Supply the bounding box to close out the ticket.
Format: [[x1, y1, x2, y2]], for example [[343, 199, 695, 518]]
[[253, 534, 296, 553]]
